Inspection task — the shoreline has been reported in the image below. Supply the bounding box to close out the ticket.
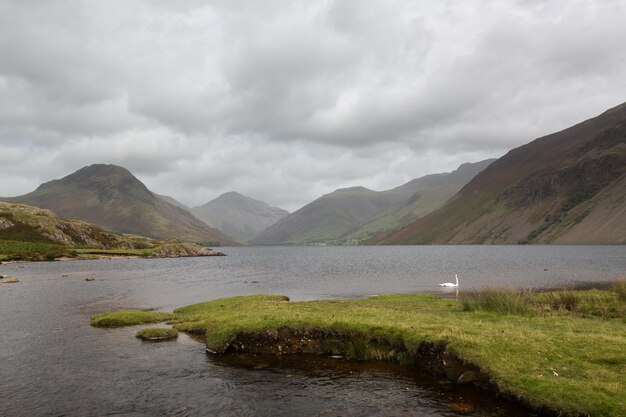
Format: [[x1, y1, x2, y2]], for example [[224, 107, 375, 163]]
[[0, 247, 226, 264]]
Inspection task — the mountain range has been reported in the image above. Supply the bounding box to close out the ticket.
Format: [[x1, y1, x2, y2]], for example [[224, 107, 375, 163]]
[[191, 192, 289, 242], [3, 164, 238, 246], [374, 102, 626, 244], [250, 160, 494, 245], [2, 101, 623, 246]]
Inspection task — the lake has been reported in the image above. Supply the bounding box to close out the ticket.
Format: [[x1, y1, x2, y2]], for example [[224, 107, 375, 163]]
[[1, 245, 624, 416]]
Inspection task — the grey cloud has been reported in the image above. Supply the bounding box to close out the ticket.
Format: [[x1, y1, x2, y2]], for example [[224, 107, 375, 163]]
[[1, 0, 625, 210]]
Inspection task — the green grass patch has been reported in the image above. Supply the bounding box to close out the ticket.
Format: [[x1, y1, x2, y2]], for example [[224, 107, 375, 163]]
[[136, 327, 178, 341], [90, 310, 174, 327], [74, 248, 156, 257], [91, 290, 626, 416], [0, 239, 67, 261]]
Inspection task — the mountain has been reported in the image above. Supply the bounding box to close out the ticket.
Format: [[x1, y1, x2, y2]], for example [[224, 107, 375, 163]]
[[0, 201, 221, 261], [374, 102, 626, 244], [3, 164, 238, 246], [250, 160, 494, 245], [191, 192, 289, 242]]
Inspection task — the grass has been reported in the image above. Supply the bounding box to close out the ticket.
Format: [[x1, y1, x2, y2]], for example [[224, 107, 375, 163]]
[[91, 290, 626, 417], [74, 248, 156, 257], [0, 240, 68, 261], [90, 310, 174, 327], [614, 279, 626, 302], [462, 287, 534, 315], [462, 286, 626, 320], [136, 328, 178, 341]]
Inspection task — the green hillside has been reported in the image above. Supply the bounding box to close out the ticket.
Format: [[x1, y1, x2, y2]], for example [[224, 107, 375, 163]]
[[250, 160, 493, 245]]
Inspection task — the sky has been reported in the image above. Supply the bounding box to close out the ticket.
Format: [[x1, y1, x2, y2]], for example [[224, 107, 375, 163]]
[[1, 0, 625, 212]]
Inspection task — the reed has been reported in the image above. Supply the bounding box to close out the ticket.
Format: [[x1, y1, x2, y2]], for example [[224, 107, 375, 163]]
[[461, 287, 534, 315]]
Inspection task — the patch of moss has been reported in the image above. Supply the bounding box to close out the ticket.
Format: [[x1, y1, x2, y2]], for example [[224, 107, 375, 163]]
[[136, 327, 178, 341]]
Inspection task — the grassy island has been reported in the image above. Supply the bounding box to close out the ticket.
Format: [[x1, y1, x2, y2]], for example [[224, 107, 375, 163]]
[[91, 286, 626, 417]]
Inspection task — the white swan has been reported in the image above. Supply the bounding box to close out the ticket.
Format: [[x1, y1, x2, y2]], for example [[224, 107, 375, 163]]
[[439, 274, 459, 287]]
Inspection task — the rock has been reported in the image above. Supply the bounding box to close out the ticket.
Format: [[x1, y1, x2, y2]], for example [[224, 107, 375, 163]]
[[457, 371, 477, 384], [1, 277, 19, 284], [85, 277, 95, 282], [442, 353, 464, 381]]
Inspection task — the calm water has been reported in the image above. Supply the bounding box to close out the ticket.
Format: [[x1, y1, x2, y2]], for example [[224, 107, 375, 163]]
[[1, 246, 624, 416]]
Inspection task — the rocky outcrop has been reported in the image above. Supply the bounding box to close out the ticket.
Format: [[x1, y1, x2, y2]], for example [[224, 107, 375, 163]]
[[500, 154, 625, 208], [0, 275, 19, 284]]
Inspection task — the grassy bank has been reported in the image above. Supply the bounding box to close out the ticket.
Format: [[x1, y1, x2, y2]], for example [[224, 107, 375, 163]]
[[91, 288, 626, 417]]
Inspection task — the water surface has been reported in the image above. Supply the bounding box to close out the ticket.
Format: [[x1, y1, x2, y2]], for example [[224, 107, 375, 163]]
[[1, 246, 624, 416]]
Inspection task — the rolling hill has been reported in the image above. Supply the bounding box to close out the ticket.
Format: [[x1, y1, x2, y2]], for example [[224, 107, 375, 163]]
[[374, 102, 626, 244], [191, 192, 288, 242], [2, 164, 238, 246], [250, 160, 494, 245], [0, 201, 221, 261]]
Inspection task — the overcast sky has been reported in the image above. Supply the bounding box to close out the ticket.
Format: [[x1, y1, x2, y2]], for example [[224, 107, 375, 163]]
[[1, 0, 625, 211]]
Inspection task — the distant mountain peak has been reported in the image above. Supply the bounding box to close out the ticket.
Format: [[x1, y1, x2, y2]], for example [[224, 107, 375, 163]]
[[334, 186, 374, 193], [191, 192, 288, 242], [37, 163, 142, 191], [220, 191, 245, 198]]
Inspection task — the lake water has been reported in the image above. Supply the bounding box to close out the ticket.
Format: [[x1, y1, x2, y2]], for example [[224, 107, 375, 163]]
[[1, 246, 624, 416]]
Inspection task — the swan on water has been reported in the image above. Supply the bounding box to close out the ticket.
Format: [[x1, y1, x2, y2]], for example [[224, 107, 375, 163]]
[[439, 274, 459, 287]]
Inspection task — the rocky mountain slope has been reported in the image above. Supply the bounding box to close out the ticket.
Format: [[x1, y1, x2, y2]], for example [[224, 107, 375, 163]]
[[3, 164, 238, 246], [0, 201, 220, 261], [250, 160, 494, 245], [191, 192, 288, 242], [374, 102, 626, 244]]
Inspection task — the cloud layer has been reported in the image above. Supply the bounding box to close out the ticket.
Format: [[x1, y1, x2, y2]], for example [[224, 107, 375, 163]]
[[1, 0, 625, 211]]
